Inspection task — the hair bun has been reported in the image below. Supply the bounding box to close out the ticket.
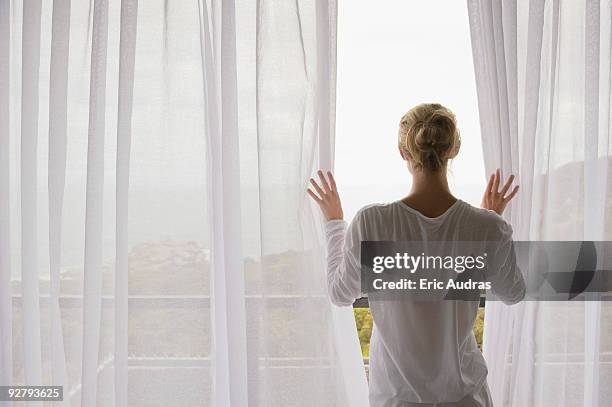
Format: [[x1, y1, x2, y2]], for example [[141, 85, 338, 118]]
[[397, 103, 461, 172]]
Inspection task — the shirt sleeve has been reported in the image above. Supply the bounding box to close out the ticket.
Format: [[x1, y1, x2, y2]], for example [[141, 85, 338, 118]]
[[487, 220, 526, 305], [325, 214, 364, 306]]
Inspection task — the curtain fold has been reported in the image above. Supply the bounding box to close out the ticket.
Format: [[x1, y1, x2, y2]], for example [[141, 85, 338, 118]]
[[0, 0, 12, 399], [81, 0, 109, 404], [114, 0, 137, 405], [199, 0, 249, 404], [1, 0, 366, 405], [21, 0, 44, 388], [314, 0, 369, 405], [468, 0, 612, 406], [48, 0, 71, 403]]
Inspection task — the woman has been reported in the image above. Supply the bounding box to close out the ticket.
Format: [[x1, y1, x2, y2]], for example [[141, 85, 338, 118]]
[[307, 103, 525, 407]]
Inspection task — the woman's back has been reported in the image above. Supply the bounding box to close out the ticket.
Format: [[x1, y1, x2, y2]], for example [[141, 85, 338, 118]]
[[348, 199, 524, 405]]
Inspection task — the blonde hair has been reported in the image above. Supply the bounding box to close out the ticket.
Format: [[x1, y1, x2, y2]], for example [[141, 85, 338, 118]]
[[398, 103, 461, 172]]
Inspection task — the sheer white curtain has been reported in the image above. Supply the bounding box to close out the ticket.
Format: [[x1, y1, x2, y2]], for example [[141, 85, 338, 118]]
[[0, 0, 367, 406], [468, 0, 612, 406]]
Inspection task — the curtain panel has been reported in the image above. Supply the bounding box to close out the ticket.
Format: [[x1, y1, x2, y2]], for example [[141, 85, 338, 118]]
[[0, 0, 367, 406], [468, 0, 612, 406]]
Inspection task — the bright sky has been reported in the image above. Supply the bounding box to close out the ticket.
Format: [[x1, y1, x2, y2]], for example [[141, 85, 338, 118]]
[[335, 0, 486, 219]]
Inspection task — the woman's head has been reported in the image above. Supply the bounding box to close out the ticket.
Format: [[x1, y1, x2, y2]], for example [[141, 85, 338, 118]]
[[398, 103, 461, 173]]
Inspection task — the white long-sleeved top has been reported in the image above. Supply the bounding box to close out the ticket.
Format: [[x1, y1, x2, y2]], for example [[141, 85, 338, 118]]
[[325, 199, 525, 407]]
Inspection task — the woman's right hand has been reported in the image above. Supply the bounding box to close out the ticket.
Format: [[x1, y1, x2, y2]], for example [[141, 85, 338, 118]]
[[481, 168, 519, 215]]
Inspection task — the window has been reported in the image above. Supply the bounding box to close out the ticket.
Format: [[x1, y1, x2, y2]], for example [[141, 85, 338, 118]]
[[336, 0, 487, 360]]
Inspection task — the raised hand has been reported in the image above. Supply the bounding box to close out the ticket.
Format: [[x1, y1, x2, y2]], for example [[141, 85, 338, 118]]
[[307, 170, 344, 221], [481, 168, 519, 216]]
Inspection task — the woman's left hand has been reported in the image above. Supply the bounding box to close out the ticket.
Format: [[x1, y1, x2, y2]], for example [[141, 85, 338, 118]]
[[307, 170, 344, 221]]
